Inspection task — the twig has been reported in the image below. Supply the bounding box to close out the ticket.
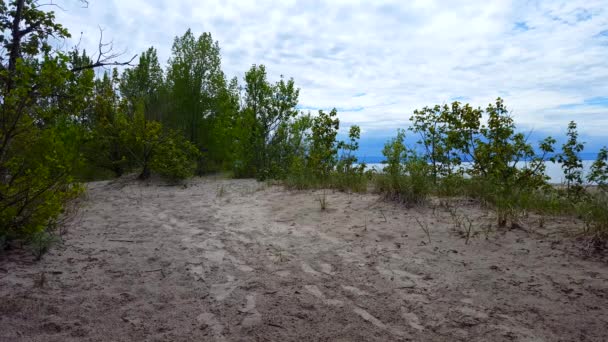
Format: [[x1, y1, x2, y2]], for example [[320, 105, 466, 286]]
[[108, 239, 135, 243], [415, 217, 432, 244], [379, 210, 387, 222], [463, 216, 474, 245]]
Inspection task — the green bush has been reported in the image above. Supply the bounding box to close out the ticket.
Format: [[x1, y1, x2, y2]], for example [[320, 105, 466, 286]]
[[375, 159, 432, 207], [576, 192, 608, 246], [150, 132, 200, 181]]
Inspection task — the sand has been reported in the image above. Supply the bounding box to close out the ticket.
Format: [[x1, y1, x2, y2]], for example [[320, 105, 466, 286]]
[[1, 176, 607, 341]]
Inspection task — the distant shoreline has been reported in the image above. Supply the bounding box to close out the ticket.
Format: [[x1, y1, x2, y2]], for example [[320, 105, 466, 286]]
[[360, 160, 597, 185]]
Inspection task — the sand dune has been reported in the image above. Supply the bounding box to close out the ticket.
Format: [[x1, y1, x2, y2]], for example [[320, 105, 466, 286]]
[[1, 176, 607, 341]]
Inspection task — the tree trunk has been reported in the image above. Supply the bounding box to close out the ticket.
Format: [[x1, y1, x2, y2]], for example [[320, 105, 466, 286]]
[[138, 164, 151, 180]]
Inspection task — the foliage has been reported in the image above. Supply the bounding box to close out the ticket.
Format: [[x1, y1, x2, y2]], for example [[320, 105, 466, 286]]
[[165, 30, 239, 173], [83, 70, 130, 177], [588, 146, 608, 191], [236, 65, 300, 179], [557, 121, 585, 197], [149, 131, 200, 181], [577, 192, 608, 246], [123, 102, 199, 181], [409, 105, 459, 183], [308, 109, 340, 181], [376, 130, 431, 206], [0, 1, 84, 242], [120, 47, 165, 121]]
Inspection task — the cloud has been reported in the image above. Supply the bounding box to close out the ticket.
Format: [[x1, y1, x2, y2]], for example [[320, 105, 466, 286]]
[[53, 0, 608, 152]]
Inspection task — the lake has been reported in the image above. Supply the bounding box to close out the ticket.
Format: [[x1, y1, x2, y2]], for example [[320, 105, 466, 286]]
[[364, 160, 597, 185]]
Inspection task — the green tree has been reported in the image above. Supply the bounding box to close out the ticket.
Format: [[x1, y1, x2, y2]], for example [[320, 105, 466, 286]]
[[337, 125, 363, 173], [588, 146, 607, 191], [238, 64, 300, 178], [84, 70, 130, 177], [120, 47, 165, 121], [381, 129, 408, 177], [557, 121, 585, 197], [0, 0, 84, 241], [125, 102, 199, 180], [165, 30, 223, 145], [309, 109, 340, 181], [409, 105, 450, 183]]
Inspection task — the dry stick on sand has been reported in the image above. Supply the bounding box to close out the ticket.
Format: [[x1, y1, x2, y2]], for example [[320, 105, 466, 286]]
[[463, 216, 474, 245], [415, 217, 432, 244], [316, 190, 328, 210], [379, 210, 387, 222]]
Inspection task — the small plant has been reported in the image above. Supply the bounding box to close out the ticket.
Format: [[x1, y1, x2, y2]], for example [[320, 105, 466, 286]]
[[269, 245, 289, 263], [462, 216, 474, 245], [316, 190, 328, 210], [447, 207, 475, 244], [415, 217, 432, 244], [448, 206, 462, 230], [577, 192, 608, 249], [216, 184, 226, 197], [28, 230, 60, 260], [482, 223, 492, 240]]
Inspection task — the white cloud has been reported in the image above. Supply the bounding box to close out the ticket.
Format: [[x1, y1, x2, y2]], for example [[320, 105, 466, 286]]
[[54, 0, 608, 140]]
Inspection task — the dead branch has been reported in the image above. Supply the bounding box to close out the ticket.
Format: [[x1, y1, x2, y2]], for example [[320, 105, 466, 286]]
[[70, 27, 137, 72]]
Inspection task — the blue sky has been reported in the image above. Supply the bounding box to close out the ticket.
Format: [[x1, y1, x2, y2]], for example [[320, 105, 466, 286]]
[[55, 0, 608, 157]]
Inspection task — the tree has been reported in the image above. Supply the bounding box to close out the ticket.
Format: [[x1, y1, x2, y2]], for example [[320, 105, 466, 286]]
[[0, 0, 83, 241], [410, 105, 450, 183], [124, 102, 199, 181], [557, 121, 585, 197], [238, 64, 300, 178], [588, 146, 607, 191], [337, 125, 363, 173], [309, 109, 340, 180], [120, 47, 165, 121], [382, 129, 408, 177], [0, 1, 138, 243], [165, 30, 223, 146]]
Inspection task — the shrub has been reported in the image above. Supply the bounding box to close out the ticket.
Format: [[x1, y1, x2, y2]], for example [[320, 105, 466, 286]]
[[375, 130, 432, 206], [576, 192, 608, 247], [557, 121, 585, 198], [150, 132, 200, 181], [588, 146, 608, 191]]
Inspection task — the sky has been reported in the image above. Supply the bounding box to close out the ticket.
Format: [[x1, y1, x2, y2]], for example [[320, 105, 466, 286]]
[[54, 0, 608, 157]]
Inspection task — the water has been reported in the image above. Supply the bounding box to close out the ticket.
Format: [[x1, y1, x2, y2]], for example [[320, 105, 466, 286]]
[[364, 160, 596, 185]]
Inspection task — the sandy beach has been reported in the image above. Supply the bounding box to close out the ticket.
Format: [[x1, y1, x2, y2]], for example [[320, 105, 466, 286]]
[[1, 176, 607, 341]]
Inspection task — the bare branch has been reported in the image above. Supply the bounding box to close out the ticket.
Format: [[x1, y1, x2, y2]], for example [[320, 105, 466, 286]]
[[70, 27, 137, 72], [33, 1, 66, 11]]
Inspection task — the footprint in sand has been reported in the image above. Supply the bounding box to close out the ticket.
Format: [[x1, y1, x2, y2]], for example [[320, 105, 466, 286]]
[[197, 312, 226, 341], [353, 307, 408, 337], [239, 294, 262, 328], [319, 263, 335, 275], [225, 255, 254, 272], [375, 266, 426, 288], [303, 285, 344, 307], [301, 262, 320, 276], [188, 265, 205, 281], [401, 308, 425, 331], [449, 306, 489, 326], [210, 275, 238, 301], [341, 285, 368, 296]]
